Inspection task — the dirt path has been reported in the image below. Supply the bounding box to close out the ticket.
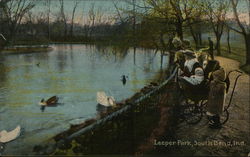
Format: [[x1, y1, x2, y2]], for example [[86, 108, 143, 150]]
[[171, 56, 250, 156]]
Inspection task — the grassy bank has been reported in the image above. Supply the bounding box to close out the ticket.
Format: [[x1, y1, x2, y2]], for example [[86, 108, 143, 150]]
[[219, 44, 250, 74]]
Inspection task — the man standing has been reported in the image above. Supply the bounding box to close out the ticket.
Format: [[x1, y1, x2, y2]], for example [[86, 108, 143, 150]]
[[208, 37, 214, 60]]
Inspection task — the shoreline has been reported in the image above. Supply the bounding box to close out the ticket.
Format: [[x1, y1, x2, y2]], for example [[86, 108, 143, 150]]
[[1, 46, 53, 55], [1, 42, 247, 74]]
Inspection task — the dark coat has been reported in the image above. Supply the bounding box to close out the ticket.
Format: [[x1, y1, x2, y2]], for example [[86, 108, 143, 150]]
[[207, 68, 226, 115]]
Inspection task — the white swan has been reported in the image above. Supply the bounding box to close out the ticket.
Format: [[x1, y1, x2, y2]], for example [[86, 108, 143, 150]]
[[0, 125, 21, 143], [96, 91, 116, 107]]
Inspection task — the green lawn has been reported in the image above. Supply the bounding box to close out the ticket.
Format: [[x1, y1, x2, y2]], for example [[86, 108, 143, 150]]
[[219, 43, 250, 74]]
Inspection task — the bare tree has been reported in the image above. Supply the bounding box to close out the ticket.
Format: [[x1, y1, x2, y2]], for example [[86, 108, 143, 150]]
[[230, 0, 250, 65], [112, 1, 125, 24], [183, 0, 205, 48], [1, 0, 35, 43], [88, 3, 96, 37], [168, 0, 203, 40], [226, 26, 231, 53], [86, 3, 106, 38], [58, 0, 68, 37], [204, 0, 229, 56], [45, 0, 51, 41], [132, 0, 136, 64], [70, 0, 80, 37], [140, 0, 203, 41], [169, 0, 185, 40]]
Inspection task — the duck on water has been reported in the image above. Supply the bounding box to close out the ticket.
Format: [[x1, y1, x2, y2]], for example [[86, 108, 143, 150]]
[[39, 96, 59, 111], [121, 75, 128, 85]]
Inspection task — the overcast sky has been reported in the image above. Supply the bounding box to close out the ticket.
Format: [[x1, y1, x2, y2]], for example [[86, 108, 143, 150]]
[[25, 0, 249, 25]]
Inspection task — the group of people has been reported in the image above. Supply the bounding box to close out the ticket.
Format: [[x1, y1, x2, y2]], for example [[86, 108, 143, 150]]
[[172, 37, 227, 129]]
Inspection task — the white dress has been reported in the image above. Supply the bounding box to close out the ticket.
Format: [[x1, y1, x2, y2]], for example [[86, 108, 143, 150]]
[[182, 67, 204, 85], [183, 75, 204, 85]]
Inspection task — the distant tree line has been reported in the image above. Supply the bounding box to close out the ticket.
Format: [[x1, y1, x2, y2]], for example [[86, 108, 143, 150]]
[[0, 0, 121, 45]]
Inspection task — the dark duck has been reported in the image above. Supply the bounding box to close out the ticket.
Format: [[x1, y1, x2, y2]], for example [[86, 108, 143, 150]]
[[121, 75, 128, 85], [39, 96, 59, 111]]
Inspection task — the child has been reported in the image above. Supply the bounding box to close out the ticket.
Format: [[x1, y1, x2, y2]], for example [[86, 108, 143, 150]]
[[206, 68, 227, 129], [177, 50, 201, 77], [182, 67, 204, 86]]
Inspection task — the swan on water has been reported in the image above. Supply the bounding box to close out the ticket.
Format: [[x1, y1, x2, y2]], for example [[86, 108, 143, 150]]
[[96, 91, 116, 107], [0, 125, 21, 143]]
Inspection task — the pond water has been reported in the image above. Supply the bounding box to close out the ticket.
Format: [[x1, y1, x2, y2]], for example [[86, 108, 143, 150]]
[[0, 44, 169, 155]]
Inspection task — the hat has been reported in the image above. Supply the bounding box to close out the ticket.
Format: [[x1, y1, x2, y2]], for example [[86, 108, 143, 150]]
[[183, 50, 196, 57], [172, 37, 182, 48]]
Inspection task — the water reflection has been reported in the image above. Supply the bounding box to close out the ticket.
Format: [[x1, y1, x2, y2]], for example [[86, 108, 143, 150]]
[[40, 103, 64, 112], [0, 63, 6, 83], [0, 44, 168, 155]]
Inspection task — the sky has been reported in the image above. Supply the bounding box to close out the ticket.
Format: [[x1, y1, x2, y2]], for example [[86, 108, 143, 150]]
[[30, 0, 134, 24], [3, 0, 248, 25], [34, 0, 121, 13]]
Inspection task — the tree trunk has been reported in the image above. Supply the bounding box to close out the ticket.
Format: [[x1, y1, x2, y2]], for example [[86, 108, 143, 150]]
[[160, 52, 163, 70], [133, 46, 136, 65], [70, 21, 74, 37], [47, 0, 51, 42], [198, 32, 202, 46], [160, 32, 167, 50], [194, 34, 199, 49], [227, 29, 231, 53], [176, 20, 183, 40], [70, 2, 78, 37], [70, 24, 73, 37], [64, 23, 67, 37], [189, 25, 199, 49], [245, 33, 250, 65], [216, 36, 221, 56]]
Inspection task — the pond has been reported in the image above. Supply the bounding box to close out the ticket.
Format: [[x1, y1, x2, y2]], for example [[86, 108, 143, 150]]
[[0, 44, 169, 155]]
